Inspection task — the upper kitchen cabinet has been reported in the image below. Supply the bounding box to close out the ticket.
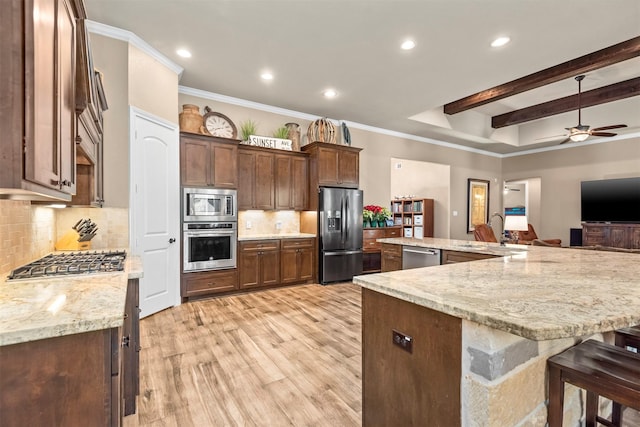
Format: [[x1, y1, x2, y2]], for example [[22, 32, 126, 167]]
[[302, 142, 361, 210], [180, 132, 239, 188], [275, 152, 308, 210], [238, 145, 275, 210], [1, 0, 86, 201]]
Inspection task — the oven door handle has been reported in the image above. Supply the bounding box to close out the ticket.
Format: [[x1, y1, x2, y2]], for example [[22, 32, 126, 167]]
[[184, 230, 236, 237]]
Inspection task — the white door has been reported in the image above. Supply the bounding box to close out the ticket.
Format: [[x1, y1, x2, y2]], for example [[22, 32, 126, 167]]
[[130, 107, 180, 318]]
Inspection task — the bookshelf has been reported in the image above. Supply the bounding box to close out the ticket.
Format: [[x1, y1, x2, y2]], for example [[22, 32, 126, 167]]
[[391, 198, 434, 239]]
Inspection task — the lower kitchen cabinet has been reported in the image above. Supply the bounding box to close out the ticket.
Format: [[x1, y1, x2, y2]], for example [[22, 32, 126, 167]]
[[381, 243, 403, 272], [181, 269, 238, 300], [363, 226, 402, 273], [280, 238, 315, 285], [239, 240, 281, 289], [440, 250, 498, 264], [0, 278, 140, 427]]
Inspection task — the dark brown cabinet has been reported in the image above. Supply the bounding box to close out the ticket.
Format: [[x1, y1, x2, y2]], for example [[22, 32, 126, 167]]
[[302, 142, 361, 210], [381, 243, 403, 272], [181, 269, 238, 300], [280, 238, 315, 284], [1, 0, 85, 200], [238, 240, 281, 289], [582, 223, 640, 249], [441, 250, 498, 264], [0, 278, 140, 427], [275, 153, 308, 210], [363, 227, 402, 273], [238, 146, 275, 210], [180, 132, 238, 188]]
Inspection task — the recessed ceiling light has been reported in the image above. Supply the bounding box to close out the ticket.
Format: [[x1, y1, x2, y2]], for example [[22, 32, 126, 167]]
[[261, 72, 274, 80], [491, 36, 511, 48], [323, 89, 338, 98], [176, 49, 192, 58], [401, 39, 416, 50]]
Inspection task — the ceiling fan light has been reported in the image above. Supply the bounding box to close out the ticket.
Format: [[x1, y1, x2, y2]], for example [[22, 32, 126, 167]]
[[569, 133, 589, 142]]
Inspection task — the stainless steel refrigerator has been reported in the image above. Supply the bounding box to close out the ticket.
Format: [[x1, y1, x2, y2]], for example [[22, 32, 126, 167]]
[[318, 187, 363, 284]]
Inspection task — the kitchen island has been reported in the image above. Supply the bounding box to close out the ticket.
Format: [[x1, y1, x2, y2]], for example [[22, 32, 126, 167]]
[[353, 238, 640, 426], [0, 253, 143, 426]]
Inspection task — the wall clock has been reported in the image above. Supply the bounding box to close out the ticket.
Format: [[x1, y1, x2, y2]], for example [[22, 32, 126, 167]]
[[203, 106, 237, 139]]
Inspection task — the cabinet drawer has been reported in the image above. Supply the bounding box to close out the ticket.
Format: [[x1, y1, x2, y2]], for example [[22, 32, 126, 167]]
[[183, 269, 238, 296], [281, 238, 314, 250], [441, 250, 497, 264], [240, 240, 281, 252], [381, 243, 402, 257], [363, 229, 385, 240], [385, 227, 402, 238], [364, 238, 382, 252]]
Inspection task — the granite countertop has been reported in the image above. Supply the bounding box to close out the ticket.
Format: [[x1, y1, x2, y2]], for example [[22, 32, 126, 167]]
[[238, 233, 316, 241], [0, 254, 143, 346], [353, 237, 640, 341]]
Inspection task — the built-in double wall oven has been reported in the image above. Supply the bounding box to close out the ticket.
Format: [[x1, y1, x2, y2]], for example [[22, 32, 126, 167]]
[[182, 187, 237, 272]]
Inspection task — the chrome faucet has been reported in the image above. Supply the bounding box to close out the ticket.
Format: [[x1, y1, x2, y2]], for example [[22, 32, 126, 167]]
[[489, 212, 506, 245]]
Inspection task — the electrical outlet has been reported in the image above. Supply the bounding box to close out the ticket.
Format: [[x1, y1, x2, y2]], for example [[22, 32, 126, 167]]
[[246, 221, 252, 229], [392, 329, 413, 353], [452, 210, 458, 217], [276, 221, 282, 230]]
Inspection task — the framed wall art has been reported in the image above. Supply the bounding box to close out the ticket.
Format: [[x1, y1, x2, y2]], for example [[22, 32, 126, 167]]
[[467, 178, 490, 233]]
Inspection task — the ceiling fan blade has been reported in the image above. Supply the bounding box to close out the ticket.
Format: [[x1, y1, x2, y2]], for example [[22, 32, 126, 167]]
[[590, 132, 617, 137], [591, 124, 627, 132], [558, 137, 572, 145]]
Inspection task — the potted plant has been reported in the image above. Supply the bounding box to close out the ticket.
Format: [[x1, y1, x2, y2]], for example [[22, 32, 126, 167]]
[[364, 205, 383, 228], [363, 207, 374, 228], [379, 207, 392, 227], [239, 119, 258, 143], [273, 126, 290, 139]]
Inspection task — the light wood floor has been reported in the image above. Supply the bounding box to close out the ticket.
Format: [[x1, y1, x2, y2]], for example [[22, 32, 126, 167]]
[[125, 282, 640, 427]]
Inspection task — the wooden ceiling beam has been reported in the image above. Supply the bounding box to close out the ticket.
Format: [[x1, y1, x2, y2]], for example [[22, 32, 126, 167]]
[[491, 77, 640, 128], [443, 36, 640, 115]]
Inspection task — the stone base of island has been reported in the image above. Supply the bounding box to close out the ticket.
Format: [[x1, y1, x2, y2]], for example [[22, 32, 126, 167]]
[[354, 238, 640, 426]]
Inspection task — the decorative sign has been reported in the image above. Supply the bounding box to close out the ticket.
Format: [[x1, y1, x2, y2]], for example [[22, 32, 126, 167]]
[[248, 135, 292, 151]]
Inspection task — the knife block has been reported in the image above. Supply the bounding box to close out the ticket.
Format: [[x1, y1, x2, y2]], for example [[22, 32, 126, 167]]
[[55, 230, 91, 251]]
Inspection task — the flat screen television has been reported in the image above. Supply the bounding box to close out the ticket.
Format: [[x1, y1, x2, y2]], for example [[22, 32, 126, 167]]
[[580, 177, 640, 223]]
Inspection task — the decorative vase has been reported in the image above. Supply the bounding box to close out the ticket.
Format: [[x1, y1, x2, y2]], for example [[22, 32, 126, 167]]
[[378, 220, 386, 227], [307, 117, 337, 144], [370, 221, 378, 228], [285, 123, 301, 151], [178, 104, 203, 134], [363, 220, 370, 228]]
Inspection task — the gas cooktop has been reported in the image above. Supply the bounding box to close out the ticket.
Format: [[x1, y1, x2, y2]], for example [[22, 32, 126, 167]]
[[7, 250, 127, 280]]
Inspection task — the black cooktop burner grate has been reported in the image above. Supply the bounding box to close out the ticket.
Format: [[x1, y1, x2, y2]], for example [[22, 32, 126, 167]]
[[8, 250, 127, 280]]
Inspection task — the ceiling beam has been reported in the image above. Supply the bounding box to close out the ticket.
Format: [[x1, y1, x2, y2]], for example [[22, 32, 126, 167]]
[[443, 36, 640, 115], [491, 77, 640, 128]]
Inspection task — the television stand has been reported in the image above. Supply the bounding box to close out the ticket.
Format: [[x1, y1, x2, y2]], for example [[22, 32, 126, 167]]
[[582, 223, 640, 249]]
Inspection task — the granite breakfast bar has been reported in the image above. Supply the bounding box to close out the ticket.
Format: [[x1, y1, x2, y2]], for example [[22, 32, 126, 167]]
[[353, 238, 640, 426]]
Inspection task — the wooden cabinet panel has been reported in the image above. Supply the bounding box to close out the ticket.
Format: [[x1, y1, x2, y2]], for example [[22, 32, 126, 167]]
[[239, 240, 280, 289], [238, 146, 275, 210], [582, 223, 640, 249], [180, 132, 238, 188], [362, 288, 461, 426], [182, 269, 238, 298], [280, 238, 315, 284], [381, 243, 402, 272], [302, 142, 362, 210], [181, 138, 210, 186], [275, 154, 308, 210], [441, 250, 497, 264]]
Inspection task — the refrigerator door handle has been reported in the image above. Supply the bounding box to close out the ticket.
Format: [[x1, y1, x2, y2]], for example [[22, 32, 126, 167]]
[[345, 195, 349, 245], [324, 250, 362, 256], [341, 196, 346, 247]]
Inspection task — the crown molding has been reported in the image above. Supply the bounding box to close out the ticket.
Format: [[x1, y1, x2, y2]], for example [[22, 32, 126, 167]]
[[86, 20, 184, 78]]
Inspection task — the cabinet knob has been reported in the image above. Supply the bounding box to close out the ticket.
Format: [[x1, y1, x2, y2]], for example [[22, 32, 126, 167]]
[[122, 335, 130, 348], [62, 180, 71, 187], [169, 238, 176, 244]]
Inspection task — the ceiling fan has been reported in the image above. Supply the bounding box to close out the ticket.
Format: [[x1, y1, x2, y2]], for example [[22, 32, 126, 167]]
[[557, 75, 627, 144]]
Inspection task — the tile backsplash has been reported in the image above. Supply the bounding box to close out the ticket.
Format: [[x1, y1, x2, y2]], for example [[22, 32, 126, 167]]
[[238, 210, 301, 236], [0, 200, 129, 277], [0, 200, 55, 276]]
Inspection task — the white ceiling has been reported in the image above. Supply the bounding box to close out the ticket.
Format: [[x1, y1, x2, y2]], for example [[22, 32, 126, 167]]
[[84, 0, 640, 155]]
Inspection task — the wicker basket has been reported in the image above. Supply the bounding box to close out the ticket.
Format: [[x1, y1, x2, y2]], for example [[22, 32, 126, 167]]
[[307, 118, 336, 144]]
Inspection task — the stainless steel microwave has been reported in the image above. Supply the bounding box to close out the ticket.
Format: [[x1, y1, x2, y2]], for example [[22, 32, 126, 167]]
[[183, 188, 237, 222]]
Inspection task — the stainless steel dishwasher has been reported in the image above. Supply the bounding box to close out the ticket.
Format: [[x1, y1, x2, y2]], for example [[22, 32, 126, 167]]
[[402, 246, 441, 269]]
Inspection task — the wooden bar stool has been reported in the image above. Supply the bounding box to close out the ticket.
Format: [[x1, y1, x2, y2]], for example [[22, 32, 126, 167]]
[[612, 325, 640, 424], [547, 339, 640, 427]]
